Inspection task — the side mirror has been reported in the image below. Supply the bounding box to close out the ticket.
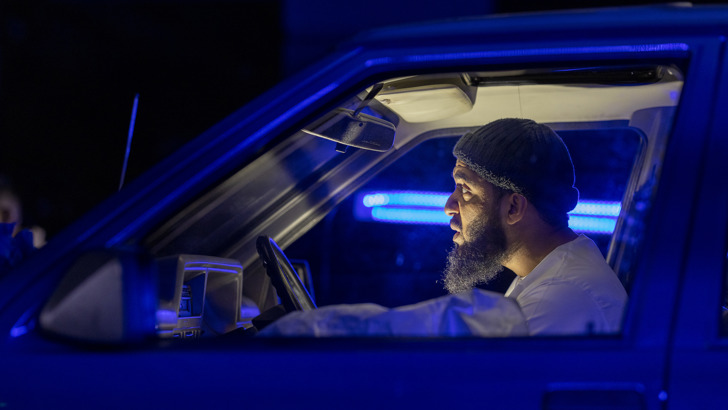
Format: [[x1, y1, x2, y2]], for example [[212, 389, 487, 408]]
[[39, 249, 157, 344], [302, 107, 396, 152]]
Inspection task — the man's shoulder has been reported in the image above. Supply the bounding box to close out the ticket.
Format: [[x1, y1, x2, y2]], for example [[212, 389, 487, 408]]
[[557, 235, 615, 276], [520, 235, 625, 300]]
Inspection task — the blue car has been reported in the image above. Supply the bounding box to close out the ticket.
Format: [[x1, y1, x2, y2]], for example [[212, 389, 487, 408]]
[[2, 5, 728, 409]]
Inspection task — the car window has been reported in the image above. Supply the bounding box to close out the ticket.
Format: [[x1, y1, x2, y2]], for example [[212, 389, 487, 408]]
[[280, 66, 682, 334], [143, 63, 684, 336]]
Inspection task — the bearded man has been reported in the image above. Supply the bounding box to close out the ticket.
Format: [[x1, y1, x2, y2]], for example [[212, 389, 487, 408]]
[[261, 119, 627, 338], [443, 118, 627, 335]]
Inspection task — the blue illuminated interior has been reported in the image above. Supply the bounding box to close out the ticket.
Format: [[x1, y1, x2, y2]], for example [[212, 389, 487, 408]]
[[288, 128, 641, 306], [356, 191, 621, 234]]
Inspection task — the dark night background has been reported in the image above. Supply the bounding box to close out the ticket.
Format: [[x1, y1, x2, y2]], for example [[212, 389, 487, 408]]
[[0, 0, 716, 240]]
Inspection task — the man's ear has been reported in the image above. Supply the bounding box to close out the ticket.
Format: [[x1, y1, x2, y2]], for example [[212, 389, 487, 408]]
[[504, 193, 528, 225]]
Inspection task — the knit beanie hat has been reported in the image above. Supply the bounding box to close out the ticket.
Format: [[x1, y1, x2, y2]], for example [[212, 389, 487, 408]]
[[453, 118, 579, 215]]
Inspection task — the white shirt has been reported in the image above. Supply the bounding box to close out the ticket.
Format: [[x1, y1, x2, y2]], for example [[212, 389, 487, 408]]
[[261, 289, 528, 337], [504, 235, 627, 335]]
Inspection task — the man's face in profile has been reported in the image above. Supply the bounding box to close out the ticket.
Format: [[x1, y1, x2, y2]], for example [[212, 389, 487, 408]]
[[442, 162, 511, 294]]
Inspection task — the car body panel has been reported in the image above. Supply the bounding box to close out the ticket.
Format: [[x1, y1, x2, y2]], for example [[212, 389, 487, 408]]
[[666, 36, 728, 409]]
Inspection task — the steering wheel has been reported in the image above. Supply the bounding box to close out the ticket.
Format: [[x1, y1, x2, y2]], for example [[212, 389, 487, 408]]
[[256, 235, 317, 313]]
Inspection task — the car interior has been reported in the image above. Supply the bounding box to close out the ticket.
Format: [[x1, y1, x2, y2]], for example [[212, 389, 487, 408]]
[[35, 63, 685, 342]]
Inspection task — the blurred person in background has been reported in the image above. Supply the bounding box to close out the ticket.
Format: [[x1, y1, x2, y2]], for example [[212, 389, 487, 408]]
[[0, 176, 45, 278]]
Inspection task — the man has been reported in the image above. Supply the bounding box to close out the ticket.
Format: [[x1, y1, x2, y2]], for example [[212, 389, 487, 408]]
[[442, 118, 627, 335], [262, 118, 626, 337]]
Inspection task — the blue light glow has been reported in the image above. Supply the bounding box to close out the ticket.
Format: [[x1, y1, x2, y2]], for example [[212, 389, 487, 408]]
[[362, 191, 448, 208], [567, 215, 617, 235], [365, 43, 688, 67], [371, 207, 451, 225], [10, 308, 36, 338], [184, 267, 241, 274], [10, 325, 29, 338], [356, 191, 622, 234], [571, 201, 621, 217]]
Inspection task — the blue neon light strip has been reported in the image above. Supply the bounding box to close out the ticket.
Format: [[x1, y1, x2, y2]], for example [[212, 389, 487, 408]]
[[567, 215, 617, 235], [371, 207, 451, 225], [362, 191, 447, 208], [365, 43, 689, 67], [356, 191, 622, 234], [571, 201, 621, 217]]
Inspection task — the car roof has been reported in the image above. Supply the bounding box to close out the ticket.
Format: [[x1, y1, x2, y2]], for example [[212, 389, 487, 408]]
[[347, 4, 728, 48]]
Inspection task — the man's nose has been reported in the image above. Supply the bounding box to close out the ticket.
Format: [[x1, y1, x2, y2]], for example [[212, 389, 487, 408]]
[[444, 192, 459, 216]]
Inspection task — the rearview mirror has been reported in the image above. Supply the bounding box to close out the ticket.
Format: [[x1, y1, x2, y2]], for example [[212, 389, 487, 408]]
[[302, 107, 395, 152]]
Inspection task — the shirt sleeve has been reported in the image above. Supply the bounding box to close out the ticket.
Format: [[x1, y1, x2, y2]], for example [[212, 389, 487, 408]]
[[259, 289, 529, 337]]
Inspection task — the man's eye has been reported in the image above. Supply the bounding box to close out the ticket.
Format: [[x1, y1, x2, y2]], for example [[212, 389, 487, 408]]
[[461, 186, 472, 197]]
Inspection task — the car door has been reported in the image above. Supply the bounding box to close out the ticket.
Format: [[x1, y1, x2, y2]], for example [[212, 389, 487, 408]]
[[666, 38, 728, 409], [169, 29, 719, 410]]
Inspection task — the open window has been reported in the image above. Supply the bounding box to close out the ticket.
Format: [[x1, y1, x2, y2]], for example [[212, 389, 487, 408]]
[[143, 63, 684, 336], [284, 65, 683, 319]]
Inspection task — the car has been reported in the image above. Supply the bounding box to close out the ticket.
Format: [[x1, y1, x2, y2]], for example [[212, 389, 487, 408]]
[[2, 4, 728, 409]]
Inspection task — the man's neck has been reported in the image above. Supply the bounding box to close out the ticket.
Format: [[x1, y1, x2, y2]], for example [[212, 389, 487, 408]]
[[504, 226, 578, 278]]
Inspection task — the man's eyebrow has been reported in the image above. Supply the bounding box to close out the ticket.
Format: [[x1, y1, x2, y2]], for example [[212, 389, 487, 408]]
[[452, 169, 475, 184]]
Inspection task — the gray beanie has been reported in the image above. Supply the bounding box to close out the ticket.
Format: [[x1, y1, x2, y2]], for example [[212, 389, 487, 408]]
[[453, 118, 579, 215]]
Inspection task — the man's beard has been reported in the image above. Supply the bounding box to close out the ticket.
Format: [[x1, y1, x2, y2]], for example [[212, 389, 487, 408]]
[[442, 206, 511, 294]]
